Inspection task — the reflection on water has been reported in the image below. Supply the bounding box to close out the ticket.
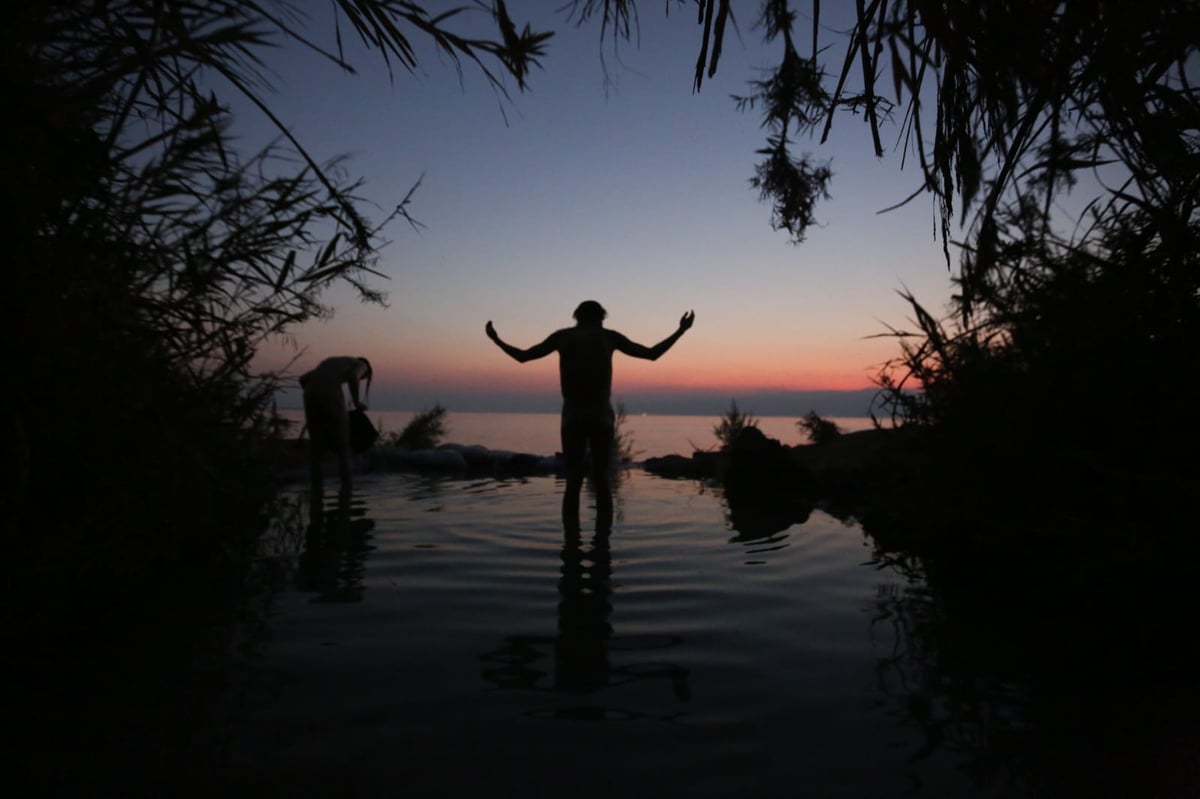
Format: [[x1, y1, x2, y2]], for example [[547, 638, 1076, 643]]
[[297, 491, 375, 602], [220, 471, 1199, 798], [868, 576, 1032, 796], [481, 527, 691, 721], [864, 539, 1200, 799]]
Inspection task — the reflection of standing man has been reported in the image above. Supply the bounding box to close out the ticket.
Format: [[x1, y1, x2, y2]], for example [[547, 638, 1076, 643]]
[[556, 529, 613, 693], [486, 301, 694, 532]]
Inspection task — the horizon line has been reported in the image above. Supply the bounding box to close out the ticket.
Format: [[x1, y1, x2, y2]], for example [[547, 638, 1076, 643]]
[[273, 387, 891, 418]]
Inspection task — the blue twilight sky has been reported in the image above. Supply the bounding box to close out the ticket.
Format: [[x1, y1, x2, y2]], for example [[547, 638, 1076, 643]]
[[245, 2, 960, 414]]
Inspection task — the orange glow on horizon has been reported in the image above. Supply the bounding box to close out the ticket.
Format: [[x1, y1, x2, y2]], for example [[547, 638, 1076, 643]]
[[261, 336, 887, 396], [364, 363, 877, 398]]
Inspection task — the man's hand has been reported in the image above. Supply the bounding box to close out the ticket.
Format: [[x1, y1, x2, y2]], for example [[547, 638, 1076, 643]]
[[679, 310, 695, 331], [485, 321, 499, 342]]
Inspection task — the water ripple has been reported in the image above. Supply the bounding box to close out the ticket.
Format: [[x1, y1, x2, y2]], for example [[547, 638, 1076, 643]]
[[228, 469, 1032, 798]]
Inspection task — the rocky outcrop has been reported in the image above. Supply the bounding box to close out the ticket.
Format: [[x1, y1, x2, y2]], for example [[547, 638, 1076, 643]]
[[720, 427, 817, 538], [368, 442, 560, 476], [642, 451, 725, 480], [724, 426, 815, 499], [640, 424, 931, 540], [642, 426, 923, 489]]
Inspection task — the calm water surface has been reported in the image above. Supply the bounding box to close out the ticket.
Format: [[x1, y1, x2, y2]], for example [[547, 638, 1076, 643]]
[[224, 470, 1035, 798], [238, 412, 1200, 797]]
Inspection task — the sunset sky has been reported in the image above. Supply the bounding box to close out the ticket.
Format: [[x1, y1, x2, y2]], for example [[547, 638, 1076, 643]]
[[248, 2, 959, 415]]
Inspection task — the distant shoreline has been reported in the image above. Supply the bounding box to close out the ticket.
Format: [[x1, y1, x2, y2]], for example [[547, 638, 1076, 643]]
[[270, 388, 885, 418], [274, 409, 877, 418]]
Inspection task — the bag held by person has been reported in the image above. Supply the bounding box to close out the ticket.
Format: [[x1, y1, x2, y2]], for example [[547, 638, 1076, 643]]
[[348, 409, 379, 454]]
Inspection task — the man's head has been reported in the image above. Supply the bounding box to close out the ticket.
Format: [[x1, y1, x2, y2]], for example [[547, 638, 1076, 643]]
[[573, 300, 607, 326]]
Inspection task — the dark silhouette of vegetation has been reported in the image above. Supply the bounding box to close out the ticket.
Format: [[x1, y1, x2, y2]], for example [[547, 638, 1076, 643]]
[[2, 6, 550, 730], [573, 1, 1200, 536], [823, 2, 1200, 534], [797, 410, 840, 446], [7, 6, 546, 788], [577, 0, 1200, 532], [389, 404, 451, 450], [613, 402, 640, 464], [713, 400, 758, 452]]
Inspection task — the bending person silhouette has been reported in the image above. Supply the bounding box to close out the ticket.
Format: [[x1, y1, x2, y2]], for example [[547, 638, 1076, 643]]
[[299, 356, 373, 498], [486, 301, 694, 533]]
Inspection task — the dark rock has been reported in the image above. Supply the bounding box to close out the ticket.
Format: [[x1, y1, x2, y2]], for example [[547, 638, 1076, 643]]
[[509, 452, 546, 475], [724, 427, 815, 500], [723, 427, 816, 537], [642, 450, 727, 480], [442, 443, 494, 470], [691, 450, 726, 479], [641, 454, 698, 479]]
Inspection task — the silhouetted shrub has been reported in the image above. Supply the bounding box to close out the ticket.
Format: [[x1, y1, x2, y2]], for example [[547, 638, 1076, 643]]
[[798, 410, 841, 446], [614, 402, 640, 464], [714, 400, 759, 452], [390, 405, 449, 450]]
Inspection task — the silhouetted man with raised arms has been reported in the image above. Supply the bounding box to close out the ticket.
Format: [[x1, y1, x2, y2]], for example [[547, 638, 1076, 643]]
[[486, 301, 694, 533]]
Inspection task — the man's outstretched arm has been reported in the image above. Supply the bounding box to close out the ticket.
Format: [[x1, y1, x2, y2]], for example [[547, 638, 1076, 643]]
[[486, 321, 558, 363], [617, 311, 695, 360]]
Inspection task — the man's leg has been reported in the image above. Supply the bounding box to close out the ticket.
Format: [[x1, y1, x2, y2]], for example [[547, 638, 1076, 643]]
[[561, 414, 586, 534], [303, 392, 326, 510], [588, 414, 615, 533]]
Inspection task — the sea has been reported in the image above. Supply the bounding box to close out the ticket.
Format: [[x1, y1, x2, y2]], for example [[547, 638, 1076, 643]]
[[274, 409, 880, 458], [217, 411, 1198, 797]]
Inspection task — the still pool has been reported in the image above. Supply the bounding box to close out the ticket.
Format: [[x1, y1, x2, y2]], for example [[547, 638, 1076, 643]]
[[218, 469, 1196, 798]]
